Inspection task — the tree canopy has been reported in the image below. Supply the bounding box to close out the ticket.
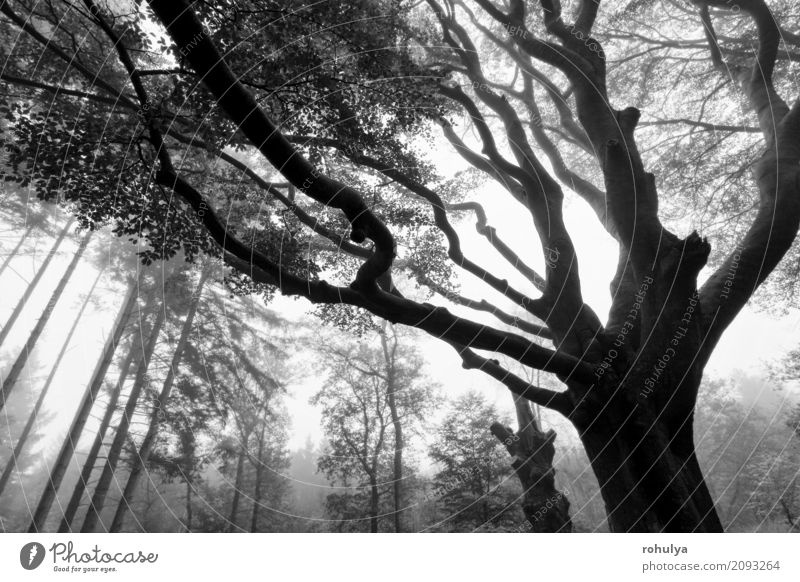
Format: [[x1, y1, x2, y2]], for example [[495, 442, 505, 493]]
[[1, 0, 799, 532]]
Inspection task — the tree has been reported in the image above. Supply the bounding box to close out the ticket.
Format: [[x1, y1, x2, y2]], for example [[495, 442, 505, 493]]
[[109, 265, 210, 531], [428, 391, 523, 531], [0, 266, 103, 498], [79, 272, 168, 532], [312, 331, 435, 532], [129, 284, 292, 533], [0, 230, 91, 411], [2, 0, 799, 532], [490, 398, 572, 532], [54, 274, 149, 532], [378, 322, 431, 532], [694, 375, 800, 532], [0, 218, 74, 351], [26, 272, 141, 532]]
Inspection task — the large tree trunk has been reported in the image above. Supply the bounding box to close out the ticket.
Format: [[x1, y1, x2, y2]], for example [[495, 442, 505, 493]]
[[0, 230, 90, 412], [80, 297, 166, 532], [491, 400, 572, 533], [227, 450, 246, 531], [0, 218, 73, 350], [109, 270, 208, 532], [29, 277, 139, 532], [0, 267, 103, 497], [575, 374, 723, 533]]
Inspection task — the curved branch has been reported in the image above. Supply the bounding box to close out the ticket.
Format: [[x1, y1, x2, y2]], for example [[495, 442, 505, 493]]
[[452, 342, 572, 414], [285, 133, 543, 318], [147, 0, 395, 292], [167, 131, 370, 260], [416, 272, 552, 339], [169, 169, 593, 381], [447, 201, 546, 290]]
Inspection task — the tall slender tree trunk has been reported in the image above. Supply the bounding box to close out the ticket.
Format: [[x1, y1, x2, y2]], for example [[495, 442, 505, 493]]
[[57, 313, 142, 533], [109, 270, 208, 532], [0, 230, 90, 412], [0, 268, 103, 497], [368, 472, 379, 533], [379, 326, 403, 533], [492, 399, 572, 532], [0, 218, 73, 349], [29, 277, 139, 532], [386, 390, 403, 532], [80, 297, 166, 532], [0, 222, 35, 278], [250, 427, 266, 533], [184, 479, 192, 532], [227, 450, 246, 531]]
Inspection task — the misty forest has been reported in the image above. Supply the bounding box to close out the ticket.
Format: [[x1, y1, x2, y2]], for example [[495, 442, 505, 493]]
[[0, 0, 799, 533]]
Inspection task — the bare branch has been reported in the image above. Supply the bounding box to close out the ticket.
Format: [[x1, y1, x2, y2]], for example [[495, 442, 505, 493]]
[[695, 0, 800, 363], [452, 342, 572, 414]]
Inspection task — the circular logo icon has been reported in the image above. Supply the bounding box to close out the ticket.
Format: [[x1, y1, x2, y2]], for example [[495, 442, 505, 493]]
[[20, 542, 46, 570]]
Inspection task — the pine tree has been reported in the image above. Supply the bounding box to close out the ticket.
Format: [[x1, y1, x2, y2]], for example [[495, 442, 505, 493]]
[[0, 218, 74, 350], [79, 291, 167, 532], [109, 268, 209, 531], [0, 267, 103, 497], [0, 229, 91, 412], [28, 275, 139, 532]]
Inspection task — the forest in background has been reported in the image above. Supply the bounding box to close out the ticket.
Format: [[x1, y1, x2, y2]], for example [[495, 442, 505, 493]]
[[0, 0, 799, 533], [0, 208, 798, 532]]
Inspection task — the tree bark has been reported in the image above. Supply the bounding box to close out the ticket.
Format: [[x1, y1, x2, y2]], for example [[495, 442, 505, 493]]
[[184, 478, 192, 532], [0, 218, 73, 350], [109, 269, 208, 532], [491, 400, 572, 532], [575, 379, 724, 533], [227, 450, 246, 531], [0, 230, 90, 412], [29, 275, 139, 532], [0, 267, 102, 497], [380, 327, 403, 533], [368, 472, 379, 533], [80, 297, 166, 532], [57, 288, 144, 532], [250, 427, 266, 533]]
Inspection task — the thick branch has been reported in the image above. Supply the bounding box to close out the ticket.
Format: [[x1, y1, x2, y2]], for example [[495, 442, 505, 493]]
[[147, 0, 395, 292], [696, 0, 800, 362], [453, 342, 572, 414]]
